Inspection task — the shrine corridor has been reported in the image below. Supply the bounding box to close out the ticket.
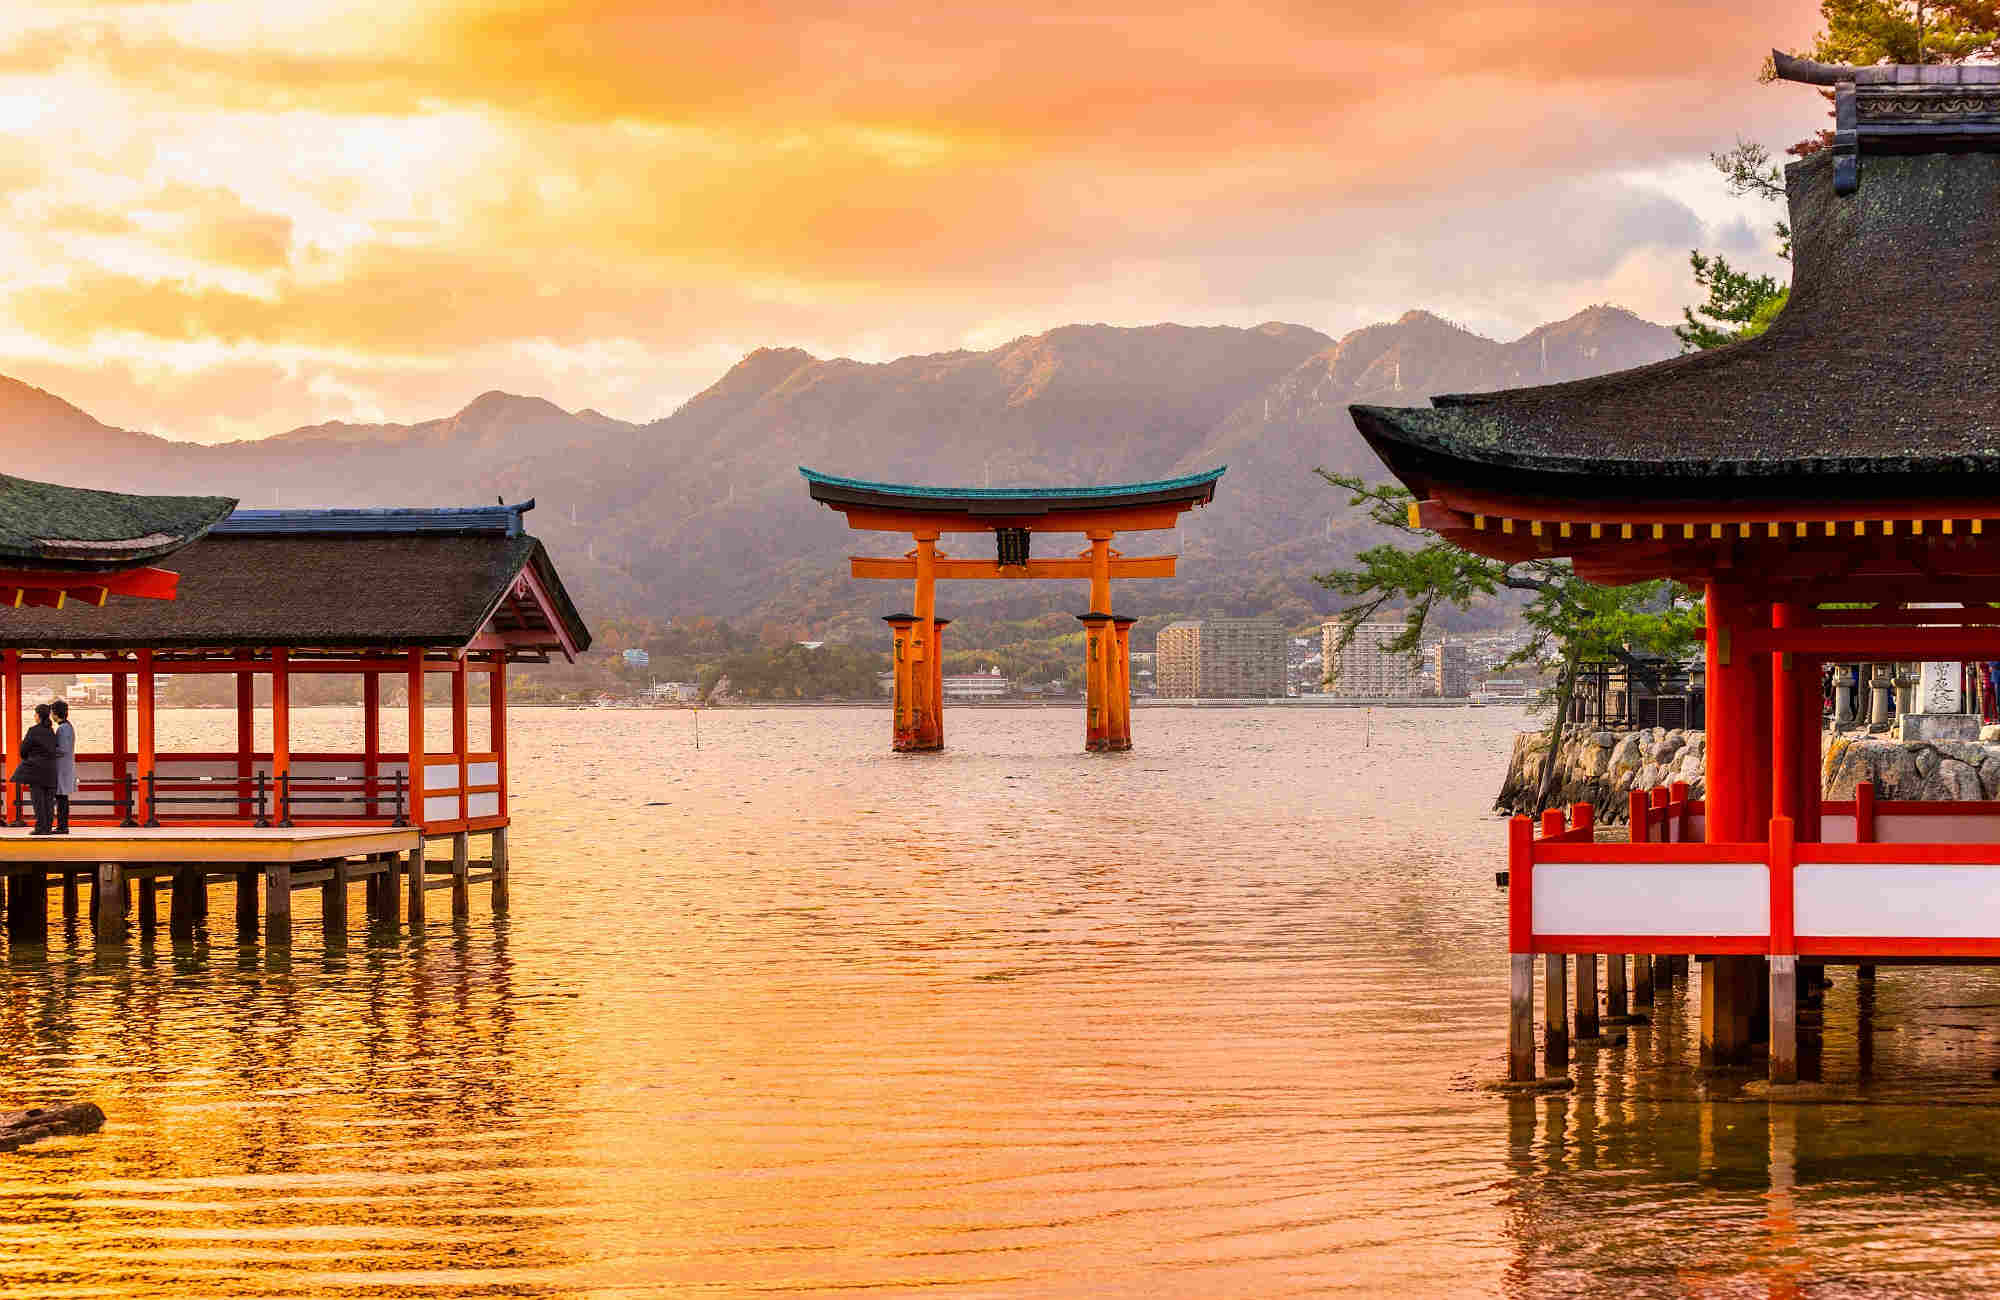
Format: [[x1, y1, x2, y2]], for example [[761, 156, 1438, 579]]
[[0, 704, 1996, 1296]]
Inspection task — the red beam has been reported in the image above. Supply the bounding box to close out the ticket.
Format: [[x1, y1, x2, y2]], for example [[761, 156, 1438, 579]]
[[1742, 627, 2000, 657]]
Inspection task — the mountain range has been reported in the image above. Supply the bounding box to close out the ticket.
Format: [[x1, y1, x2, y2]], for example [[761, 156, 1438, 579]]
[[3, 305, 1678, 642]]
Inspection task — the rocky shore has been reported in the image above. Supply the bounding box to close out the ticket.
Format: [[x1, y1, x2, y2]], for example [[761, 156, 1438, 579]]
[[1498, 724, 2000, 819]]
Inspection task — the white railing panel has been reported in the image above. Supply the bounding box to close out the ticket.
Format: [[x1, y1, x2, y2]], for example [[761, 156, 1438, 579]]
[[468, 792, 500, 818], [426, 763, 460, 793], [1876, 813, 2000, 845], [468, 761, 499, 787], [423, 795, 460, 822], [1533, 863, 1769, 936], [1819, 812, 1858, 844], [1798, 864, 2000, 938]]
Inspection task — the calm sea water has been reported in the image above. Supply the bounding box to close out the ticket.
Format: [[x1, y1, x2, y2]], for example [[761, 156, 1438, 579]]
[[4, 704, 2000, 1296]]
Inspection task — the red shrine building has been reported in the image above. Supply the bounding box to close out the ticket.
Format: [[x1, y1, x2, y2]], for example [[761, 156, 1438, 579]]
[[1355, 53, 2000, 1084]]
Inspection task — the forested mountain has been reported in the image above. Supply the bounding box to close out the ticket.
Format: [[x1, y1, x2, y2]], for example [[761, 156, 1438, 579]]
[[1, 306, 1676, 641]]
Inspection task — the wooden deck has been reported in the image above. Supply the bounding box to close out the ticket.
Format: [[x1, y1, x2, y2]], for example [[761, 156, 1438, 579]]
[[0, 825, 420, 866]]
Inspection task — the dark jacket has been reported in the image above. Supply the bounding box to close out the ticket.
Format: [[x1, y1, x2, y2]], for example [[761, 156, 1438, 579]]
[[11, 723, 57, 788]]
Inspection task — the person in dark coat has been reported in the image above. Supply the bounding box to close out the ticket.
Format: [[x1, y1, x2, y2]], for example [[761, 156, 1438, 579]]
[[50, 699, 74, 834], [12, 704, 58, 835]]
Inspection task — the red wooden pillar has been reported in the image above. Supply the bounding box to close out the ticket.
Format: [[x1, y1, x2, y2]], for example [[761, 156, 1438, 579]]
[[136, 649, 157, 826], [407, 650, 425, 829], [884, 615, 920, 751], [452, 656, 470, 827], [235, 652, 254, 820], [1108, 615, 1136, 751], [110, 668, 128, 824], [488, 656, 509, 822], [1077, 613, 1113, 752], [1771, 602, 1803, 826], [362, 671, 381, 818], [2, 650, 19, 826], [271, 646, 292, 826], [1705, 583, 1766, 843]]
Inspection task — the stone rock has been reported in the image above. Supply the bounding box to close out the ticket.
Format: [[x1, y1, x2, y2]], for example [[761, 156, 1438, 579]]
[[1939, 741, 1990, 768], [1924, 758, 1984, 802], [1592, 731, 1617, 747], [1897, 712, 1982, 743], [1635, 761, 1663, 791], [1574, 743, 1609, 780], [1650, 734, 1685, 765], [1609, 733, 1644, 776], [1916, 746, 1943, 779], [1983, 724, 2000, 744], [1980, 755, 2000, 799]]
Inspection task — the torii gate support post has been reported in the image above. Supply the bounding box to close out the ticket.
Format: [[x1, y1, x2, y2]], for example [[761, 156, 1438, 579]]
[[930, 618, 951, 751], [884, 615, 923, 752], [1108, 616, 1136, 752], [1077, 614, 1114, 751]]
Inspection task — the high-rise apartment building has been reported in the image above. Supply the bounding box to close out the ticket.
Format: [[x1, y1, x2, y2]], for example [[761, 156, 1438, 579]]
[[1323, 619, 1426, 698], [1154, 618, 1286, 698], [1431, 639, 1470, 698]]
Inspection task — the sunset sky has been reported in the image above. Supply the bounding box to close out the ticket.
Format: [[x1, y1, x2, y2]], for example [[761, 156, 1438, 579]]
[[0, 1, 1827, 441]]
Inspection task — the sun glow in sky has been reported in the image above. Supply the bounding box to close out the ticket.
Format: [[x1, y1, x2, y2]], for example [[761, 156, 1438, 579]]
[[0, 1, 1825, 440]]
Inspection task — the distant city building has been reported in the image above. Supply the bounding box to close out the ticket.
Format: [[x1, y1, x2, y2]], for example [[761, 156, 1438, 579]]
[[943, 667, 1011, 700], [1155, 618, 1286, 698], [622, 648, 651, 668], [644, 681, 701, 703], [1324, 619, 1425, 698], [1430, 639, 1471, 698], [69, 673, 112, 704]]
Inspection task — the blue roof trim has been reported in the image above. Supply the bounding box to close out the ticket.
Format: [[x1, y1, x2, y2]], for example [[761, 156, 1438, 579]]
[[212, 500, 535, 538], [797, 467, 1225, 501]]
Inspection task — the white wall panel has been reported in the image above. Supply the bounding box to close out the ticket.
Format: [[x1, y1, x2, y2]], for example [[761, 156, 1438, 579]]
[[1797, 865, 2000, 938], [1876, 813, 2000, 845], [1818, 813, 1858, 844], [1533, 863, 1769, 936], [467, 793, 500, 818]]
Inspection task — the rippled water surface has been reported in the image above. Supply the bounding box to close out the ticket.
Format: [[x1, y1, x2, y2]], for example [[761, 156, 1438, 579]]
[[6, 704, 2000, 1296]]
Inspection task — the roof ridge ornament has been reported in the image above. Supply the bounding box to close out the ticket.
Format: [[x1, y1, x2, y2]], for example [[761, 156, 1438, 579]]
[[1772, 47, 2000, 197]]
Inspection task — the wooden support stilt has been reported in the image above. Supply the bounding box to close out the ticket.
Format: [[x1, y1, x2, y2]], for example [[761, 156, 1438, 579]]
[[451, 832, 470, 919], [1634, 952, 1654, 1006], [1858, 963, 1876, 983], [322, 860, 348, 941], [170, 868, 200, 941], [1770, 955, 1799, 1083], [265, 863, 291, 946], [883, 615, 921, 752], [1606, 952, 1628, 1020], [235, 871, 258, 941], [1543, 953, 1569, 1070], [406, 838, 426, 926], [6, 869, 42, 942], [490, 827, 509, 911], [378, 852, 401, 929], [138, 877, 158, 939], [1701, 956, 1757, 1066], [1575, 953, 1600, 1041], [1509, 953, 1536, 1082], [62, 870, 78, 921], [93, 863, 125, 941]]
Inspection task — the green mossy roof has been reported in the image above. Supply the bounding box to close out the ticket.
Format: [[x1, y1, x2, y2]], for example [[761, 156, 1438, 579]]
[[0, 475, 236, 569], [1354, 151, 2000, 501]]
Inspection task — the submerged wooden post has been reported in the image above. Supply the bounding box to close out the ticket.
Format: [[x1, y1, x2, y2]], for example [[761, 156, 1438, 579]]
[[406, 838, 426, 926], [235, 871, 258, 942], [1634, 953, 1655, 1006], [490, 827, 509, 911], [138, 877, 159, 939], [1607, 952, 1629, 1020], [378, 852, 402, 929], [1507, 815, 1536, 1081], [928, 617, 950, 752], [1576, 953, 1600, 1041], [7, 869, 43, 942], [1701, 957, 1757, 1067], [169, 868, 200, 941], [1544, 953, 1569, 1070], [93, 863, 125, 941], [1769, 816, 1798, 1082], [1077, 613, 1114, 752], [265, 863, 291, 946], [323, 859, 348, 942], [910, 533, 942, 751], [62, 870, 78, 922], [451, 832, 470, 919], [1108, 615, 1136, 751]]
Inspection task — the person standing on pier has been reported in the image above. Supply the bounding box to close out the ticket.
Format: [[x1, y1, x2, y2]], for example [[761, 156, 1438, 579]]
[[11, 704, 58, 836], [50, 699, 74, 835]]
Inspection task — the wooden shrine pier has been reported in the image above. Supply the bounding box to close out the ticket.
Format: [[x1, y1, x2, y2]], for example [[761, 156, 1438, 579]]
[[0, 498, 590, 948], [0, 824, 512, 947], [1351, 53, 2000, 1088]]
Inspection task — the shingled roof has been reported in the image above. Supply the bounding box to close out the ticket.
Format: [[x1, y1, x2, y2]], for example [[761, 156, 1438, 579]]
[[0, 475, 235, 570], [1354, 92, 2000, 509], [0, 505, 590, 656]]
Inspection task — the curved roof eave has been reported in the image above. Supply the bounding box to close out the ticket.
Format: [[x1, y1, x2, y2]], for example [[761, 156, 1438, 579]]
[[799, 465, 1225, 515]]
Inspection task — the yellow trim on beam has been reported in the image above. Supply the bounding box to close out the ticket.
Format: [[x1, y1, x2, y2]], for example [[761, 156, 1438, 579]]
[[1709, 523, 1723, 539], [1945, 519, 1956, 535], [1406, 503, 1421, 529], [1767, 522, 1780, 538], [1473, 514, 1486, 530], [1977, 519, 1986, 535], [1559, 521, 1572, 538], [1883, 519, 1895, 536], [1825, 521, 1837, 536], [1501, 518, 1515, 535], [1794, 521, 1807, 538], [1621, 524, 1633, 539], [1912, 518, 1924, 535], [1530, 520, 1543, 537], [1590, 523, 1603, 539], [1652, 524, 1664, 540], [1683, 523, 1696, 540], [1853, 520, 1866, 537], [1737, 523, 1751, 538]]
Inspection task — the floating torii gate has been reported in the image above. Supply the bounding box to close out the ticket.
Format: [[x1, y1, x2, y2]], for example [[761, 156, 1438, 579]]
[[801, 467, 1225, 753]]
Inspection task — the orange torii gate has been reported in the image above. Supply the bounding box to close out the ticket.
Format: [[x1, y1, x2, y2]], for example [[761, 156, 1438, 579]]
[[801, 467, 1224, 753]]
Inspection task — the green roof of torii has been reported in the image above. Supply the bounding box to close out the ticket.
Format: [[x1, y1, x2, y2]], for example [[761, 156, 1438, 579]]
[[799, 466, 1225, 516]]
